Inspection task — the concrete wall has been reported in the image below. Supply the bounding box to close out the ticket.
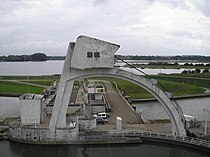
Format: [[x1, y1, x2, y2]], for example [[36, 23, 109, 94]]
[[0, 97, 20, 118], [9, 125, 78, 144], [67, 106, 81, 114], [86, 106, 105, 114], [95, 93, 103, 100], [71, 36, 120, 70], [19, 99, 42, 124], [79, 118, 96, 130]]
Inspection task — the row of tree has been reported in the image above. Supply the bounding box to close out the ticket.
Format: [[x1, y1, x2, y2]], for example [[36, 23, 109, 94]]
[[148, 62, 210, 67], [0, 53, 47, 62], [182, 69, 209, 74], [116, 55, 210, 62]]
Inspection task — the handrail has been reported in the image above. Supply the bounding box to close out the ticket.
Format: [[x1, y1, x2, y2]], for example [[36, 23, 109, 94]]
[[109, 130, 210, 148]]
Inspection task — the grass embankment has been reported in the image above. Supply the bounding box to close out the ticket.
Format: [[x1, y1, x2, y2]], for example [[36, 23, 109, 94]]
[[0, 76, 80, 95], [153, 75, 210, 89], [114, 79, 204, 99], [164, 72, 210, 78], [0, 81, 45, 94], [0, 117, 20, 125], [0, 75, 60, 95], [91, 76, 205, 99]]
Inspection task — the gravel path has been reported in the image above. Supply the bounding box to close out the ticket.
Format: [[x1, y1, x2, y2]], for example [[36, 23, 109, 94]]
[[104, 81, 143, 124]]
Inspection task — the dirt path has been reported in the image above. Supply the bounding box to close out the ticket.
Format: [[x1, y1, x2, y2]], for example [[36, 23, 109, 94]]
[[7, 80, 48, 88], [104, 81, 143, 124]]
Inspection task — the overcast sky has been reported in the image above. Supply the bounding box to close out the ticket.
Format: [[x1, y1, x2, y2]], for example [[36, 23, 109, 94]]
[[0, 0, 210, 56]]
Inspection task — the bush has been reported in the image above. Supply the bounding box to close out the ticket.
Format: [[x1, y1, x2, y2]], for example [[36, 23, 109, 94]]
[[31, 53, 47, 61], [203, 69, 209, 73], [195, 68, 201, 73]]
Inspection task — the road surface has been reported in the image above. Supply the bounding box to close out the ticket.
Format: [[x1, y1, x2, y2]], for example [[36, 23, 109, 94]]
[[104, 81, 143, 124]]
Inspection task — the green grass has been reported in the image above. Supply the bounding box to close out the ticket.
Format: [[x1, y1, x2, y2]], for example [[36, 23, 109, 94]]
[[157, 80, 205, 96], [21, 80, 55, 86], [91, 77, 205, 99], [0, 75, 207, 99], [111, 78, 153, 99], [164, 72, 210, 78], [152, 75, 210, 88], [0, 81, 45, 94]]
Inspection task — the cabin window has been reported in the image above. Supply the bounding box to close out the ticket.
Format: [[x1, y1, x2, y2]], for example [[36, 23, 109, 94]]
[[87, 52, 93, 58], [94, 52, 100, 58]]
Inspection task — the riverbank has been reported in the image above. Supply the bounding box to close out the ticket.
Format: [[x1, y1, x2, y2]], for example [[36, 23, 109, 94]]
[[131, 93, 210, 102]]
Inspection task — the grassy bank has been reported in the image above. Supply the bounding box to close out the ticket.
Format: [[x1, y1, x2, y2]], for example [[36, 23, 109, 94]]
[[162, 72, 210, 78], [0, 81, 45, 94], [152, 75, 210, 89], [91, 77, 205, 99]]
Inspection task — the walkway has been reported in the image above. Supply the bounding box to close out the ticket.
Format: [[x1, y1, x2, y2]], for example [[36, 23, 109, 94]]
[[7, 80, 48, 88], [103, 81, 143, 124]]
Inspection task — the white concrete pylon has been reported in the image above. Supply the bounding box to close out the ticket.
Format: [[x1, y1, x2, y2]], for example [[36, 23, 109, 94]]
[[49, 35, 187, 136]]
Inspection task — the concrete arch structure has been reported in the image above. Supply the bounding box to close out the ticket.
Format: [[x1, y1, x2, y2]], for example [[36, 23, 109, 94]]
[[49, 36, 187, 136]]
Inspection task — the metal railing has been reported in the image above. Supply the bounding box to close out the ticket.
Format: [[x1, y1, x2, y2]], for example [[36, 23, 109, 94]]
[[78, 135, 142, 143], [109, 130, 210, 149]]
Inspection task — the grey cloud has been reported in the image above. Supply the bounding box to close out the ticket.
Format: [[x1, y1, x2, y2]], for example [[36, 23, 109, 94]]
[[193, 0, 210, 17], [94, 0, 108, 6], [0, 0, 30, 15]]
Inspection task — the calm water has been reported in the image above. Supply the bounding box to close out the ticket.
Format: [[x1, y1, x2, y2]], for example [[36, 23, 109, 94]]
[[0, 141, 209, 157], [0, 61, 188, 76], [0, 61, 64, 76], [134, 97, 210, 121]]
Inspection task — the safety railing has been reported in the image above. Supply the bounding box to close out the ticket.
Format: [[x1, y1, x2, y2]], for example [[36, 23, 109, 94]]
[[109, 130, 210, 149], [78, 135, 142, 143]]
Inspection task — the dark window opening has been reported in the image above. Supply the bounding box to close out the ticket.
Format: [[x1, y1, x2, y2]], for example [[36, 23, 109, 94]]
[[87, 52, 93, 58], [94, 52, 100, 58]]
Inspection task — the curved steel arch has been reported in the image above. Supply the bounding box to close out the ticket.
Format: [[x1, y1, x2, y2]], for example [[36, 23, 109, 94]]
[[50, 67, 187, 136]]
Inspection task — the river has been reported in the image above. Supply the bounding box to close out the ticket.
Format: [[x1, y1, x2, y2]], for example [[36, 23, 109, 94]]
[[0, 141, 209, 157], [0, 60, 189, 76], [133, 96, 210, 121]]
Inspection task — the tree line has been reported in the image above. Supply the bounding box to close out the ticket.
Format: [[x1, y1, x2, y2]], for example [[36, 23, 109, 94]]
[[0, 53, 47, 62], [116, 55, 210, 62]]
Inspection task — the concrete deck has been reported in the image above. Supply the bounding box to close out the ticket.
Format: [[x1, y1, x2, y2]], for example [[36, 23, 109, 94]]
[[103, 81, 143, 124]]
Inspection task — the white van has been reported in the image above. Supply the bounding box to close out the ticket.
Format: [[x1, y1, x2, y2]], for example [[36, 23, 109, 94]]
[[184, 115, 196, 122], [94, 112, 110, 119], [184, 114, 197, 128]]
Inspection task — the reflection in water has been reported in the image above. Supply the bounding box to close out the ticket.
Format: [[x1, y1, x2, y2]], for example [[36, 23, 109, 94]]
[[0, 141, 209, 157]]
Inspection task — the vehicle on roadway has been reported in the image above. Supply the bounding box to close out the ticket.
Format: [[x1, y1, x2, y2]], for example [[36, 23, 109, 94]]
[[94, 112, 110, 119], [96, 117, 108, 124]]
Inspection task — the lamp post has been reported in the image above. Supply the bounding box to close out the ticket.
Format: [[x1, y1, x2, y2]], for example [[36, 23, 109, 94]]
[[204, 108, 209, 135]]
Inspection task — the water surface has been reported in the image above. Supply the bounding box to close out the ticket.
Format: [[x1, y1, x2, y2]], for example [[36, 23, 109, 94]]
[[0, 141, 208, 157]]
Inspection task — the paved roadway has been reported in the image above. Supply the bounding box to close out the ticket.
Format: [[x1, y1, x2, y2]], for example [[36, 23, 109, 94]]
[[103, 81, 143, 125]]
